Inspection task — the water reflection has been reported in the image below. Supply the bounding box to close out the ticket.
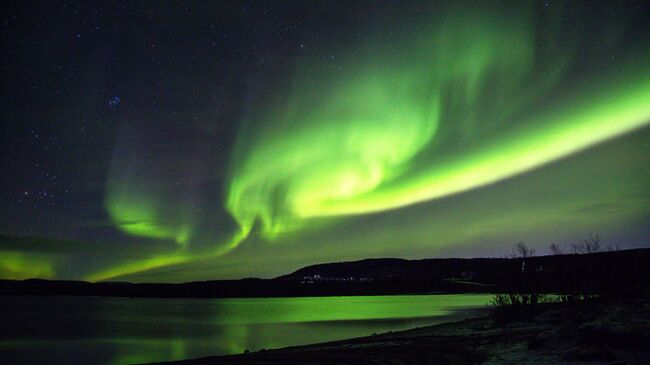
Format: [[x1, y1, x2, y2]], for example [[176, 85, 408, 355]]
[[0, 294, 491, 365]]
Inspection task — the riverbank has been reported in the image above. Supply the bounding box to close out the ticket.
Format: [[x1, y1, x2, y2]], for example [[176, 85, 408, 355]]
[[146, 290, 650, 365]]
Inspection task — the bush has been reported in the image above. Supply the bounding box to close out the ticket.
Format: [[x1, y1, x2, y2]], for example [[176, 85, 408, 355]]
[[490, 292, 549, 321]]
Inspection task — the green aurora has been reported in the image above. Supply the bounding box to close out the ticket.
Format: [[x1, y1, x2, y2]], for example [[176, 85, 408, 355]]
[[97, 2, 650, 281], [227, 7, 650, 236], [2, 1, 649, 282]]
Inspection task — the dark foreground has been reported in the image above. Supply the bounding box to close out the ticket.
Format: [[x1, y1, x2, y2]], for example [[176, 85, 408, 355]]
[[145, 290, 650, 365]]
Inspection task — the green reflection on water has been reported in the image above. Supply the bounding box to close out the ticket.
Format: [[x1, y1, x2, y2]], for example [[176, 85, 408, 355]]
[[215, 294, 491, 324], [1, 294, 492, 365]]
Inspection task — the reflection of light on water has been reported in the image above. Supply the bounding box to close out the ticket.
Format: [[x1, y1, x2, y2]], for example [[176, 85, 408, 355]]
[[210, 294, 493, 355], [221, 325, 248, 355], [1, 294, 492, 365], [171, 338, 186, 361], [214, 294, 492, 325], [107, 339, 176, 365]]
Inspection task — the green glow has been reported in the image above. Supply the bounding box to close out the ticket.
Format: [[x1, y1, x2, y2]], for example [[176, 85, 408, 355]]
[[104, 149, 194, 248], [87, 2, 650, 281], [105, 199, 192, 246], [0, 252, 55, 280], [1, 295, 493, 364], [85, 226, 249, 282], [227, 5, 650, 241], [303, 65, 650, 217], [217, 294, 492, 324], [86, 252, 190, 282]]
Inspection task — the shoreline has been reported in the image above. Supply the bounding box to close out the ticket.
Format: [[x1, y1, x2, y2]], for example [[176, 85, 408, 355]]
[[144, 294, 650, 365]]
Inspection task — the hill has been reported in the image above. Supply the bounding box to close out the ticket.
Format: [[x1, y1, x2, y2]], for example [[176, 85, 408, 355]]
[[1, 248, 648, 298]]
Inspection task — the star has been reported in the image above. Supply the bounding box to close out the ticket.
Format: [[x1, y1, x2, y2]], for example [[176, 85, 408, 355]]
[[108, 96, 121, 108]]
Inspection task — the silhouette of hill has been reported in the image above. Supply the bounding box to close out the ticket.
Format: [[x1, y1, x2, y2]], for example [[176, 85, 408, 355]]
[[1, 248, 648, 298]]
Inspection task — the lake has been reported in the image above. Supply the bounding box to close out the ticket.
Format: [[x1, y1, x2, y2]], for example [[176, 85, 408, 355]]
[[0, 294, 492, 365]]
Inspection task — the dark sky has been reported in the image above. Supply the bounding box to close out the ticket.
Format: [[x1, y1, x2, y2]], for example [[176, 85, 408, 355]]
[[2, 0, 649, 282]]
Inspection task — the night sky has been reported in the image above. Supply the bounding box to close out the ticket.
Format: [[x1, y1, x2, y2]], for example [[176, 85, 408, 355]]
[[2, 1, 649, 282]]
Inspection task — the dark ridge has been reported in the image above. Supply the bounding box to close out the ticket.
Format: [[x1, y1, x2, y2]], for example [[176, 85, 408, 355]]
[[1, 248, 648, 298]]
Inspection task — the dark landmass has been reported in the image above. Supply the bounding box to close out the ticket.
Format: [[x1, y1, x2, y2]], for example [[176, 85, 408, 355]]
[[144, 287, 650, 365], [1, 248, 648, 298]]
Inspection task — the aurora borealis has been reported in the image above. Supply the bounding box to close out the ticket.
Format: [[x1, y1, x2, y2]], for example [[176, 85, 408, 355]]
[[2, 1, 649, 282]]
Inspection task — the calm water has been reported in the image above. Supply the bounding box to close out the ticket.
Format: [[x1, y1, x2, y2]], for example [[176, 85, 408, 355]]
[[0, 294, 492, 365]]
